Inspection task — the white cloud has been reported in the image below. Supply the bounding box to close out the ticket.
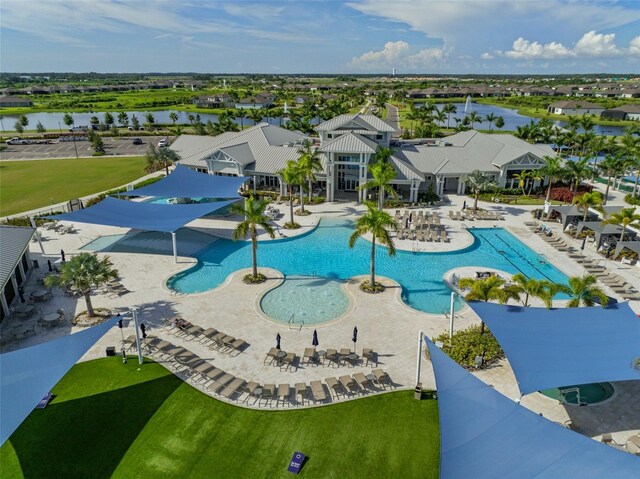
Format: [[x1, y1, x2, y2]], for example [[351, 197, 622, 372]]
[[503, 37, 573, 59], [349, 41, 445, 70], [628, 36, 640, 56], [480, 52, 494, 60], [574, 31, 622, 57]]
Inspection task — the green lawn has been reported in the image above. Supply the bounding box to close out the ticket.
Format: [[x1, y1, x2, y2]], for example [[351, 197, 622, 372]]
[[0, 358, 440, 479], [0, 156, 147, 216]]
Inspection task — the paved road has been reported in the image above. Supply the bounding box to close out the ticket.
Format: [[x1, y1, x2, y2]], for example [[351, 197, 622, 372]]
[[386, 103, 400, 134], [0, 136, 167, 161]]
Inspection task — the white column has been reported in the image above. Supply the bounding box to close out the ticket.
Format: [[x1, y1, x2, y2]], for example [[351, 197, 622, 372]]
[[171, 232, 177, 263], [17, 260, 26, 284], [415, 330, 423, 387], [253, 176, 257, 193], [327, 160, 334, 202], [449, 292, 456, 339]]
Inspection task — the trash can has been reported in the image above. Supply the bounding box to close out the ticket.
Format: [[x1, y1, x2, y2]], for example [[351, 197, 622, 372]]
[[32, 259, 39, 268], [105, 346, 116, 357], [414, 383, 423, 400]]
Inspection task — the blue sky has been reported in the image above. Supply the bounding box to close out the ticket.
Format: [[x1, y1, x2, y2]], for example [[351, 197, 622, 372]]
[[1, 0, 639, 74]]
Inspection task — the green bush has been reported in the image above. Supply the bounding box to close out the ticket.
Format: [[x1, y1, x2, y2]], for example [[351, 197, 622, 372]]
[[431, 325, 503, 369], [625, 193, 640, 206]]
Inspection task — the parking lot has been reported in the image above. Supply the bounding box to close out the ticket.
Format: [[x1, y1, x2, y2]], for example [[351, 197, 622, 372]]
[[0, 136, 167, 160]]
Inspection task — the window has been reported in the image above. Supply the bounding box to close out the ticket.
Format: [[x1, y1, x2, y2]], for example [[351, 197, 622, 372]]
[[376, 134, 383, 140]]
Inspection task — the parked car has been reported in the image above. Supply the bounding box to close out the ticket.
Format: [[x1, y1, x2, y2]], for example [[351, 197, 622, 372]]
[[132, 138, 143, 145], [6, 137, 28, 145], [158, 138, 169, 147], [68, 126, 88, 132]]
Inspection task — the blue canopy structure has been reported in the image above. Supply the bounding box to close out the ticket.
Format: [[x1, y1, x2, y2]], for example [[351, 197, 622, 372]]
[[424, 336, 640, 479], [0, 316, 118, 446], [468, 301, 640, 395], [115, 165, 247, 198]]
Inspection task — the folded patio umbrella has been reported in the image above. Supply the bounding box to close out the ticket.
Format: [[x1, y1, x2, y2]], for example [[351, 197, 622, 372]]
[[352, 326, 358, 351], [276, 333, 281, 350], [312, 329, 319, 350]]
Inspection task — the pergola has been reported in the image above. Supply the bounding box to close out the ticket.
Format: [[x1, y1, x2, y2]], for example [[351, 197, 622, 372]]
[[549, 205, 597, 231], [575, 221, 625, 250], [613, 241, 640, 260]]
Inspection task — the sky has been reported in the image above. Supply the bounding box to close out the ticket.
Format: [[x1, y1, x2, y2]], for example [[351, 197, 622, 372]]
[[1, 0, 640, 74]]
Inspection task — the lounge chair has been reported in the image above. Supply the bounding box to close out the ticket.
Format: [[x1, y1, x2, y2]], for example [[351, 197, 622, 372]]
[[352, 372, 372, 393], [362, 348, 377, 367], [229, 338, 247, 355], [277, 384, 290, 407], [200, 327, 219, 344], [325, 377, 343, 399], [123, 334, 137, 351], [261, 384, 276, 407], [339, 348, 352, 366], [295, 383, 308, 405], [192, 361, 215, 382], [325, 349, 339, 368], [220, 378, 245, 400], [339, 375, 358, 395], [310, 381, 327, 403], [281, 352, 297, 371], [303, 348, 317, 365], [441, 230, 449, 243], [208, 373, 235, 393], [264, 347, 279, 365], [372, 369, 391, 388], [242, 381, 261, 404]]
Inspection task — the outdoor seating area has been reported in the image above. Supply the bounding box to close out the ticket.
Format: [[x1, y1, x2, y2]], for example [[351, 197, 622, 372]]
[[395, 210, 449, 243], [449, 209, 504, 221], [266, 347, 378, 370], [160, 317, 248, 356], [601, 433, 640, 455]]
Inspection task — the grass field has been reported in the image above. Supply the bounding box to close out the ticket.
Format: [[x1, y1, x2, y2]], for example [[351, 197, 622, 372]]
[[0, 156, 147, 216], [0, 358, 440, 479]]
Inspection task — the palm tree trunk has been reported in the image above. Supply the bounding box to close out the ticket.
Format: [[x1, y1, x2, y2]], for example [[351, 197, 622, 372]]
[[370, 236, 376, 286], [308, 179, 313, 203], [480, 320, 485, 335], [378, 185, 384, 210], [620, 225, 626, 242], [289, 185, 294, 224], [604, 177, 611, 205], [474, 192, 479, 211], [545, 179, 553, 203], [524, 293, 529, 307], [84, 292, 95, 317], [251, 230, 258, 278], [633, 172, 639, 198], [299, 186, 305, 213]]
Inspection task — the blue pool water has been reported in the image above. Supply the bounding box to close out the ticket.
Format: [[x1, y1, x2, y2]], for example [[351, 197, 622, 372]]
[[260, 276, 349, 324], [167, 218, 569, 314]]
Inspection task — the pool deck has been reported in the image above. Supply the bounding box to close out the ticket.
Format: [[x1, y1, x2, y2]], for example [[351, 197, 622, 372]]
[[3, 181, 639, 446]]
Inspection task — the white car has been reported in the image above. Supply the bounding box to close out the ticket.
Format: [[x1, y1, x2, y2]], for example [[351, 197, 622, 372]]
[[158, 138, 168, 147], [6, 137, 28, 145]]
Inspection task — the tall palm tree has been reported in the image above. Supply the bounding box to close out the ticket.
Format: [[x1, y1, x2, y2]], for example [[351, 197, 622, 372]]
[[229, 196, 274, 280], [235, 109, 247, 130], [540, 155, 564, 206], [359, 148, 397, 210], [512, 171, 531, 196], [297, 140, 323, 204], [145, 144, 180, 175], [169, 112, 179, 125], [620, 131, 640, 197], [458, 275, 519, 334], [442, 103, 457, 129], [279, 160, 304, 225], [507, 273, 556, 308], [484, 112, 496, 131], [468, 111, 482, 130], [602, 207, 640, 242], [44, 253, 118, 317], [464, 170, 496, 211], [597, 154, 625, 205], [563, 157, 590, 194], [348, 202, 397, 289], [573, 191, 603, 222], [557, 275, 608, 307], [249, 108, 264, 126]]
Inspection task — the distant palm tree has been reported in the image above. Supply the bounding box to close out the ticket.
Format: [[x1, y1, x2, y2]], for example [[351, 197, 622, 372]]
[[297, 140, 323, 205], [494, 116, 505, 131], [117, 112, 129, 127], [458, 275, 519, 334], [512, 170, 531, 196], [443, 103, 457, 129], [507, 273, 556, 308], [540, 155, 564, 207], [279, 160, 305, 225], [602, 207, 640, 242], [359, 147, 397, 210], [557, 275, 608, 307], [597, 154, 625, 205], [468, 111, 482, 130], [348, 202, 398, 289], [248, 108, 264, 126], [573, 191, 603, 222], [484, 112, 496, 131], [464, 170, 496, 211], [229, 196, 274, 280], [563, 157, 590, 194], [44, 253, 118, 318], [146, 144, 180, 175], [169, 112, 179, 125], [235, 109, 247, 130], [187, 114, 195, 125]]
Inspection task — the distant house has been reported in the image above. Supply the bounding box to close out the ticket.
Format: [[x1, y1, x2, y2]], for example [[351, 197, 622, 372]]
[[547, 100, 604, 116], [193, 94, 233, 109], [618, 88, 640, 99], [519, 86, 556, 97], [0, 96, 33, 108], [600, 105, 640, 121], [235, 95, 275, 110]]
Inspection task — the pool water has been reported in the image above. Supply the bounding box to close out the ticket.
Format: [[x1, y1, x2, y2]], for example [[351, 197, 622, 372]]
[[168, 218, 569, 315], [260, 276, 349, 325], [540, 382, 614, 405]]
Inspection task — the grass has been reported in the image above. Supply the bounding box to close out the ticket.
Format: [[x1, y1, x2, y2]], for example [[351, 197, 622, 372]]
[[0, 358, 440, 479], [0, 156, 147, 216]]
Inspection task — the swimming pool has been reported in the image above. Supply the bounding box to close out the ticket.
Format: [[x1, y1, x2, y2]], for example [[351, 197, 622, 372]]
[[540, 382, 614, 405], [144, 197, 234, 215], [167, 218, 569, 314]]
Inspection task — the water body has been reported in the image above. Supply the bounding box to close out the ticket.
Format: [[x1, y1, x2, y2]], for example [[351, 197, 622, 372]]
[[415, 102, 625, 136]]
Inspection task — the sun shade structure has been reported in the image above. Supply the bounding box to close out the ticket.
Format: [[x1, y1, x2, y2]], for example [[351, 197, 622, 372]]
[[115, 164, 247, 198], [548, 205, 598, 230], [467, 301, 640, 395], [613, 241, 640, 259], [424, 336, 640, 479], [576, 221, 626, 249], [0, 316, 118, 446]]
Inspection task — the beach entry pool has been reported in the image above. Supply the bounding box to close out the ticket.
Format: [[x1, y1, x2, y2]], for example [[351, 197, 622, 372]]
[[167, 218, 569, 315], [540, 382, 614, 405], [260, 276, 349, 325]]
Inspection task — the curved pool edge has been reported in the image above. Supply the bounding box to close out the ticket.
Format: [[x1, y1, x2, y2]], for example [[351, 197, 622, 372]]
[[535, 382, 617, 408]]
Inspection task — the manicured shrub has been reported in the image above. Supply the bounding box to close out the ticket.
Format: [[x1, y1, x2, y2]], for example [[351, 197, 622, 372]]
[[430, 325, 503, 370]]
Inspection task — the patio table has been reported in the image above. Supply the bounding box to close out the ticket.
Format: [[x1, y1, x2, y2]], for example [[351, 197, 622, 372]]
[[42, 313, 61, 326], [14, 304, 36, 318], [277, 350, 287, 366], [31, 289, 51, 302], [13, 325, 36, 340]]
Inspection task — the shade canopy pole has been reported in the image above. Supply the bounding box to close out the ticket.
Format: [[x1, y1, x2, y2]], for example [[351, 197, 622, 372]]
[[416, 330, 423, 387], [171, 232, 177, 263], [132, 308, 143, 365], [30, 217, 45, 255]]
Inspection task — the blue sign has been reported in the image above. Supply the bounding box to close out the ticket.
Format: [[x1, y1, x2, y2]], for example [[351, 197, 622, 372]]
[[287, 451, 306, 474]]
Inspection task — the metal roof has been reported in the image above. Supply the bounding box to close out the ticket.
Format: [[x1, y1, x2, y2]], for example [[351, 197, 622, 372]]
[[315, 113, 396, 132], [389, 156, 424, 181], [319, 132, 379, 153], [0, 226, 35, 291]]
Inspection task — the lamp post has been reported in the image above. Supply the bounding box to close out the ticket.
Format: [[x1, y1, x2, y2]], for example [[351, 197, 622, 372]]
[[415, 330, 423, 388], [449, 291, 458, 339]]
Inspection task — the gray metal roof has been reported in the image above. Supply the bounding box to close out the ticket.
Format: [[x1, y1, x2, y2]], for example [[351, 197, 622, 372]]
[[315, 113, 396, 133], [389, 156, 424, 181], [0, 226, 35, 292], [319, 132, 379, 154]]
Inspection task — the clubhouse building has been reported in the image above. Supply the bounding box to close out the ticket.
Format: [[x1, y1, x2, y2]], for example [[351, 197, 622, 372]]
[[171, 114, 555, 202]]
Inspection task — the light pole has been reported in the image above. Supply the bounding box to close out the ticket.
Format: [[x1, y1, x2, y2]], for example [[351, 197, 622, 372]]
[[449, 291, 458, 339], [132, 308, 143, 365], [415, 330, 423, 388]]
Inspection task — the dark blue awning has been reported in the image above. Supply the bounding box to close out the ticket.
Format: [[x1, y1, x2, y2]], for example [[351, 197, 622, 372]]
[[116, 165, 247, 198], [468, 301, 640, 394], [46, 197, 236, 233], [424, 336, 640, 478]]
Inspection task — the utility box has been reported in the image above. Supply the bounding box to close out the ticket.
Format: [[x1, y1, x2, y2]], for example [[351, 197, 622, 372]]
[[105, 346, 116, 357], [414, 383, 423, 400]]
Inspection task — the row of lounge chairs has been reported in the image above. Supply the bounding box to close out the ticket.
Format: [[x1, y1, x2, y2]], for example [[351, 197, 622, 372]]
[[449, 210, 503, 221], [398, 227, 448, 243], [161, 317, 248, 356]]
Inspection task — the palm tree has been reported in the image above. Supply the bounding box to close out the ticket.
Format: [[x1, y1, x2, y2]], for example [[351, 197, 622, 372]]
[[443, 103, 457, 129], [563, 157, 590, 194], [494, 116, 505, 131], [540, 155, 564, 206], [485, 112, 496, 131], [297, 140, 323, 205], [458, 275, 518, 334], [187, 114, 195, 125], [248, 109, 263, 126], [146, 144, 180, 175], [620, 131, 640, 197], [573, 191, 603, 222], [507, 273, 555, 308], [235, 109, 247, 130], [557, 275, 608, 307], [597, 154, 625, 205], [348, 202, 398, 289], [468, 111, 482, 130], [44, 253, 118, 317], [279, 160, 304, 225], [169, 112, 179, 125], [358, 147, 397, 210], [602, 207, 640, 242], [229, 196, 274, 280], [512, 170, 531, 196], [464, 170, 497, 211]]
